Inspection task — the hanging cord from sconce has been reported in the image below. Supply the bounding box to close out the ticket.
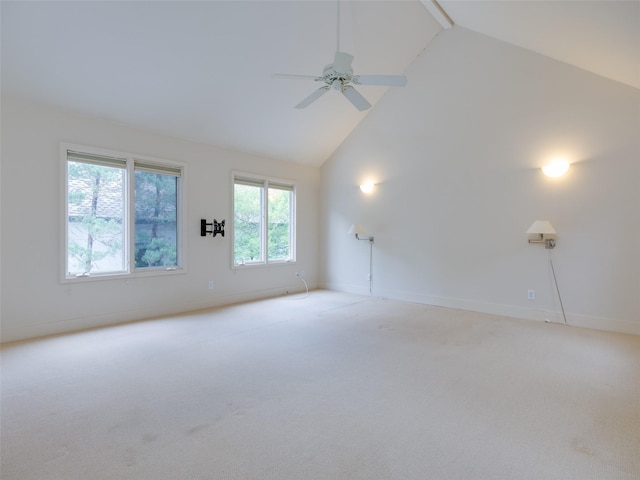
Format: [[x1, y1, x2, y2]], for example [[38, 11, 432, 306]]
[[288, 272, 310, 300], [349, 226, 375, 294], [298, 274, 310, 298], [549, 253, 567, 325], [368, 240, 373, 295]]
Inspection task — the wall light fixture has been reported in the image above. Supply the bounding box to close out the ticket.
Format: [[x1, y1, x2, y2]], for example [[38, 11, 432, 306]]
[[348, 224, 374, 243], [542, 159, 570, 178], [348, 224, 374, 294], [526, 220, 556, 249], [360, 182, 375, 193], [526, 220, 567, 325]]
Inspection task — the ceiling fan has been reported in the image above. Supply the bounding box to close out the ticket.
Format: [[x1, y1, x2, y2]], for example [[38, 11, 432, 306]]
[[272, 3, 408, 111]]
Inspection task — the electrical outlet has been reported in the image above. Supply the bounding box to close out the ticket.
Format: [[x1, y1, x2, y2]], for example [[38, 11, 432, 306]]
[[295, 271, 305, 278], [208, 280, 214, 290], [528, 289, 535, 300]]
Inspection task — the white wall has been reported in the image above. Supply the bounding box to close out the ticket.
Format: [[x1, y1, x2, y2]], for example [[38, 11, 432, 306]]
[[1, 98, 320, 342], [320, 27, 640, 335]]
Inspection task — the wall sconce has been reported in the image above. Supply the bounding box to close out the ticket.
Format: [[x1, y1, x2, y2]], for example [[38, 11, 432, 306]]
[[201, 219, 225, 237], [526, 220, 556, 249], [348, 224, 374, 294], [542, 159, 570, 177], [525, 219, 567, 325], [360, 182, 375, 193], [348, 224, 374, 243]]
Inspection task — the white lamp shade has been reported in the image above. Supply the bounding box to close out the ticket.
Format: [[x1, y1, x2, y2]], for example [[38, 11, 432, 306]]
[[526, 220, 556, 235], [347, 224, 365, 235]]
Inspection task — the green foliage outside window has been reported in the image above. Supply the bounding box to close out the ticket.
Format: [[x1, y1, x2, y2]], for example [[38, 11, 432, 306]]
[[67, 161, 124, 274], [67, 154, 180, 276], [234, 184, 262, 263], [268, 188, 291, 261], [234, 179, 293, 265], [134, 171, 177, 268]]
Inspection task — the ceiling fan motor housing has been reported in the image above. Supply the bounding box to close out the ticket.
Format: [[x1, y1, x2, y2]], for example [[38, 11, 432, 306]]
[[324, 64, 352, 90]]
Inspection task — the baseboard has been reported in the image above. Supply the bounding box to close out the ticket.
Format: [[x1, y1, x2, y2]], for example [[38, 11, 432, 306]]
[[1, 285, 309, 344], [4, 282, 636, 343], [320, 281, 640, 337]]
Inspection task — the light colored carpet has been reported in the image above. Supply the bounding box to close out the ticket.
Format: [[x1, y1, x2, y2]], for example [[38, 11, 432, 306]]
[[2, 290, 639, 480]]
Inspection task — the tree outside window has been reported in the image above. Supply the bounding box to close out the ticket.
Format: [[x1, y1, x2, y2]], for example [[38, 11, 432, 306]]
[[65, 147, 182, 279], [67, 159, 126, 275], [233, 175, 295, 266], [134, 170, 178, 268]]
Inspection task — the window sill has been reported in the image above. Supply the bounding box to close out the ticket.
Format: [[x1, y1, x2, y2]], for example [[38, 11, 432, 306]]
[[232, 260, 296, 270], [61, 267, 186, 284]]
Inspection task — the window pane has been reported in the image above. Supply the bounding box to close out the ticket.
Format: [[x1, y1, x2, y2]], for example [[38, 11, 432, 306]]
[[67, 161, 125, 275], [234, 183, 263, 264], [268, 187, 291, 261], [134, 171, 178, 268]]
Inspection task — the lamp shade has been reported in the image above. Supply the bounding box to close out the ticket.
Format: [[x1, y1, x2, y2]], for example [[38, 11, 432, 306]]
[[347, 224, 365, 235], [526, 220, 556, 235]]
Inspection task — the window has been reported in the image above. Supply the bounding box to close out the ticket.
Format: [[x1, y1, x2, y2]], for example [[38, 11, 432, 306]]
[[134, 163, 180, 269], [63, 145, 183, 280], [233, 174, 296, 266]]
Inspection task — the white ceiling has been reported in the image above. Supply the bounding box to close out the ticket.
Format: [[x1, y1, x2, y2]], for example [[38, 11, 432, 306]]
[[2, 1, 638, 167], [440, 0, 640, 91]]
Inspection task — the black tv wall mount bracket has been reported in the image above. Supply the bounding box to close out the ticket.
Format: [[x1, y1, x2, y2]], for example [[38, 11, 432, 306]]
[[201, 219, 225, 237]]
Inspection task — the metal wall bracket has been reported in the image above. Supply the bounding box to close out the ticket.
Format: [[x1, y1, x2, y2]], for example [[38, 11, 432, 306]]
[[201, 219, 225, 237]]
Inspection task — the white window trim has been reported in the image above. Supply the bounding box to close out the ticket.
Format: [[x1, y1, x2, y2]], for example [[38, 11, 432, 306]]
[[231, 171, 297, 270], [60, 142, 187, 283]]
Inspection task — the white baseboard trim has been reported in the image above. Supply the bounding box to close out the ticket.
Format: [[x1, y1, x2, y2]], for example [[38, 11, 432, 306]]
[[319, 282, 640, 336], [1, 285, 309, 344], [4, 282, 636, 343]]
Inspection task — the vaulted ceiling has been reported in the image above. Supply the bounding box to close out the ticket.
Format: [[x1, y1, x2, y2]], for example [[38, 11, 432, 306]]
[[2, 1, 638, 167]]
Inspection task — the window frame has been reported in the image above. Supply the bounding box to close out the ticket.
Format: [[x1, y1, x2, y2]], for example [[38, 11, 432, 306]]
[[60, 142, 186, 283], [231, 171, 297, 269]]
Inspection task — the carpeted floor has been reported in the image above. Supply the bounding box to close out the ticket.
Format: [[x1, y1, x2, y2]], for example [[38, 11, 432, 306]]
[[2, 290, 639, 479]]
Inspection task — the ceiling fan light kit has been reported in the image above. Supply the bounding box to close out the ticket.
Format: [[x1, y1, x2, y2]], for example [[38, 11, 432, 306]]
[[273, 3, 408, 111]]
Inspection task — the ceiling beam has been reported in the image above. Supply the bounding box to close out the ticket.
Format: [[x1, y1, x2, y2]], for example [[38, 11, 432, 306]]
[[421, 0, 454, 29]]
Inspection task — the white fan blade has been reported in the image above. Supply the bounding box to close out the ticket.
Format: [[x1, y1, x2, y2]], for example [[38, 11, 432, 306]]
[[272, 73, 324, 81], [352, 75, 408, 87], [342, 85, 371, 111], [333, 51, 354, 75], [295, 86, 330, 109]]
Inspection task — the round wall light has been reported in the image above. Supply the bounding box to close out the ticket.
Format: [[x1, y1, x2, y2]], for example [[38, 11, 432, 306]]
[[360, 182, 375, 193], [542, 159, 570, 178]]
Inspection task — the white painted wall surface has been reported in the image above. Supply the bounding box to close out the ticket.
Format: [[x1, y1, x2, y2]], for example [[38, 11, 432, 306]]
[[1, 99, 320, 342], [319, 27, 640, 335]]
